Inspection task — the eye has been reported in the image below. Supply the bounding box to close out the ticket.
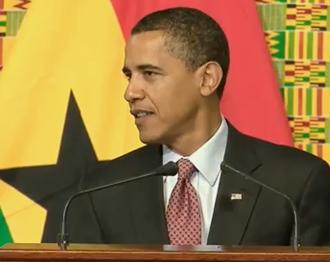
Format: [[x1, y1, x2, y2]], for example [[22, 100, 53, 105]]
[[143, 71, 157, 78], [124, 72, 131, 81]]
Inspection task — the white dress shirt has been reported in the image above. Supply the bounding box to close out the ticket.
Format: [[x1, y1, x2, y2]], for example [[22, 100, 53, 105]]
[[163, 118, 228, 244]]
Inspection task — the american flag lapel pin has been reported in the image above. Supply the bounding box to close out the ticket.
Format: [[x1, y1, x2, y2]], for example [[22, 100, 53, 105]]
[[230, 193, 243, 201]]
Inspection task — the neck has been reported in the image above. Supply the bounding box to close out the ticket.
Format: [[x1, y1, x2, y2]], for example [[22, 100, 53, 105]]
[[167, 113, 222, 156]]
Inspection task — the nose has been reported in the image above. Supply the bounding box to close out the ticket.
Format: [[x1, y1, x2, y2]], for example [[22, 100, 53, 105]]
[[124, 76, 145, 103]]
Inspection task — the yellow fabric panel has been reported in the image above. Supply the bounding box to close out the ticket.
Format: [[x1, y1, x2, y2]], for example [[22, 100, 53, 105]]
[[322, 88, 330, 116], [0, 180, 46, 242], [324, 32, 330, 61], [0, 0, 141, 169], [323, 144, 330, 164], [2, 37, 16, 66], [3, 0, 31, 10]]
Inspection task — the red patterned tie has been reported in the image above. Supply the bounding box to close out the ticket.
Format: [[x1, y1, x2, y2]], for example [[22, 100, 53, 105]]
[[166, 158, 202, 245]]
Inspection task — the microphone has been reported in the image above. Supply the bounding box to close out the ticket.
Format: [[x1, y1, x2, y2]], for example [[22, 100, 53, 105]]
[[221, 162, 300, 251], [57, 161, 178, 250]]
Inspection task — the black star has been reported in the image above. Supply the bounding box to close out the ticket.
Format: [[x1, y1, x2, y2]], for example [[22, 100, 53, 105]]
[[0, 92, 103, 242]]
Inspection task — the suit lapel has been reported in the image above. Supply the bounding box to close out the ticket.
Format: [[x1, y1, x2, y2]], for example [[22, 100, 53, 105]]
[[128, 145, 169, 244], [208, 123, 262, 245], [126, 123, 263, 245]]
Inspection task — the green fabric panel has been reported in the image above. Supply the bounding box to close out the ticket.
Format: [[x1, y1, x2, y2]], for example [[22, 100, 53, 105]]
[[0, 208, 13, 246], [288, 31, 295, 60], [306, 88, 312, 116], [326, 118, 330, 143], [306, 143, 313, 153], [273, 61, 284, 86], [307, 32, 313, 60], [286, 88, 294, 115], [275, 31, 285, 59], [326, 62, 330, 87], [257, 4, 285, 30], [6, 11, 26, 36]]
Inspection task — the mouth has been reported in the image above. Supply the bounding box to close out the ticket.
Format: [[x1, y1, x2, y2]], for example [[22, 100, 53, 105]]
[[130, 109, 154, 120]]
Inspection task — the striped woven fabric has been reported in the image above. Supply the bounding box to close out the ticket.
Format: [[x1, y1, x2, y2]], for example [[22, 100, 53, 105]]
[[257, 0, 330, 169], [264, 31, 330, 60], [281, 87, 330, 116], [273, 60, 329, 88]]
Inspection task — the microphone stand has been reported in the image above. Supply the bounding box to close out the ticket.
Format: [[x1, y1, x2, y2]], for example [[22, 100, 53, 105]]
[[221, 162, 300, 251], [57, 161, 178, 250]]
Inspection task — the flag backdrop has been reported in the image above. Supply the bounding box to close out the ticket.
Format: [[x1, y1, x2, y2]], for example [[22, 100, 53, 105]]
[[0, 0, 327, 244]]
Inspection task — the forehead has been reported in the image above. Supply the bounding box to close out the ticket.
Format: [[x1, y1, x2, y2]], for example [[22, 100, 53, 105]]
[[124, 31, 178, 68], [126, 31, 165, 53]]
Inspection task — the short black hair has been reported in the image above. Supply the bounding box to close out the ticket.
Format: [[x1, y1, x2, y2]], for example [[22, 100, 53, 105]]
[[132, 7, 230, 98]]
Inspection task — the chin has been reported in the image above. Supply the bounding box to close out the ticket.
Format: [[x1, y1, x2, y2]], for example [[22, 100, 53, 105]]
[[139, 132, 164, 145]]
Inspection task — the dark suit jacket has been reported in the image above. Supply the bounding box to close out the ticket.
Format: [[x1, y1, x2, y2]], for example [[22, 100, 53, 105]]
[[67, 123, 330, 245]]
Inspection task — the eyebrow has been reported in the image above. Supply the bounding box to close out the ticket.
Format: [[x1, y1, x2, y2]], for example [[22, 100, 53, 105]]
[[122, 64, 163, 74]]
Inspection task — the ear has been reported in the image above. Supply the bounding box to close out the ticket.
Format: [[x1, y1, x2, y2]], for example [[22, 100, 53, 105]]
[[198, 62, 223, 97]]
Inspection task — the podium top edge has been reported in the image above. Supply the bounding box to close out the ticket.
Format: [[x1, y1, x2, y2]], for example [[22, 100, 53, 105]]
[[2, 243, 330, 253]]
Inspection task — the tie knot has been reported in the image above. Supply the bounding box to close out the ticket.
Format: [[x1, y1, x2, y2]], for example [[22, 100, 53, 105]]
[[177, 158, 196, 180]]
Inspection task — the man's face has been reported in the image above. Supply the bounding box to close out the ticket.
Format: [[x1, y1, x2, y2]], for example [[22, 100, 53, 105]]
[[123, 31, 203, 147]]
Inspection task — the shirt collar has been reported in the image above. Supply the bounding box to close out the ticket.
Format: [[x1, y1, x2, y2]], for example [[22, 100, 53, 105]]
[[163, 118, 228, 186]]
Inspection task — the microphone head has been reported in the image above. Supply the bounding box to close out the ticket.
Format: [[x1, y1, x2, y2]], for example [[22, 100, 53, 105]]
[[154, 161, 178, 176]]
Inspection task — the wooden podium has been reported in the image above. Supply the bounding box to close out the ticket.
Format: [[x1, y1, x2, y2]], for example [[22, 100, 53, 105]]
[[1, 244, 330, 262]]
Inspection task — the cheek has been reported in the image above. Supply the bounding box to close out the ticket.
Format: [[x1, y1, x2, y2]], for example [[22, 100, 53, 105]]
[[148, 77, 199, 116], [161, 89, 199, 122]]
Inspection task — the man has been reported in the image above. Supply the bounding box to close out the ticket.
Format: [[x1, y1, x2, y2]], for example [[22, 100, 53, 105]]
[[66, 7, 330, 245]]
